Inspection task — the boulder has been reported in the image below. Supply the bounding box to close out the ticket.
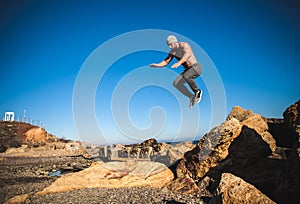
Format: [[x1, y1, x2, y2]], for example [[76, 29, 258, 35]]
[[228, 106, 276, 152], [266, 118, 297, 148], [171, 106, 277, 194], [4, 194, 29, 204], [283, 99, 300, 137], [153, 141, 195, 167], [171, 118, 241, 193], [140, 138, 158, 147], [274, 147, 300, 204], [169, 176, 201, 194], [226, 106, 254, 122], [37, 160, 174, 194], [266, 100, 300, 148], [265, 100, 300, 203], [209, 173, 276, 204], [240, 113, 276, 152], [273, 100, 300, 204]]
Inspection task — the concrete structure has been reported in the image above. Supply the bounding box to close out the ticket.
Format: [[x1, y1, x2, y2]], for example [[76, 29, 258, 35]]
[[4, 112, 15, 121], [99, 145, 153, 161]]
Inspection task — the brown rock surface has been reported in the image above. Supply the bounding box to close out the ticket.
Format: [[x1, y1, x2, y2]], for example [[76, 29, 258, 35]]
[[173, 110, 276, 182], [226, 106, 255, 122], [153, 141, 195, 167], [174, 118, 241, 182], [209, 173, 276, 204], [266, 118, 297, 148], [0, 121, 57, 153], [169, 176, 201, 194], [140, 138, 158, 147], [170, 102, 300, 203], [228, 106, 276, 152], [4, 194, 29, 204], [283, 99, 300, 137], [24, 127, 56, 146], [273, 99, 300, 203], [171, 107, 278, 198], [37, 160, 174, 194]]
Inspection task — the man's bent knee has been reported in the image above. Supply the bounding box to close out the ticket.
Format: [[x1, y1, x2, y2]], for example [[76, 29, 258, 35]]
[[173, 80, 178, 87]]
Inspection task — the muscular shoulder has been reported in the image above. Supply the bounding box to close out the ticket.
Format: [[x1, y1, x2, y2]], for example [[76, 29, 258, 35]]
[[179, 42, 191, 49]]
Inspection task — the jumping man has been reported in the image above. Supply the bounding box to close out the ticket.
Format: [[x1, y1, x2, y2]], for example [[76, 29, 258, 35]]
[[150, 35, 203, 108]]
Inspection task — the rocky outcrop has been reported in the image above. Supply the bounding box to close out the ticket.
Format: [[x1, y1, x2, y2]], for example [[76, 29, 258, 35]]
[[153, 141, 195, 167], [267, 100, 300, 149], [170, 100, 300, 204], [173, 118, 241, 183], [0, 121, 57, 152], [0, 121, 92, 159], [227, 106, 277, 152], [37, 160, 174, 194], [0, 122, 22, 152], [140, 138, 158, 147], [273, 100, 300, 203], [209, 173, 276, 204], [266, 118, 297, 147], [283, 99, 300, 137], [24, 127, 56, 147], [171, 108, 276, 191]]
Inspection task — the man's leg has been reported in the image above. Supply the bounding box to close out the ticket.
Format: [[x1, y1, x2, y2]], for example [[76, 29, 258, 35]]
[[173, 75, 195, 108], [182, 64, 202, 94], [182, 64, 203, 103], [173, 74, 193, 98]]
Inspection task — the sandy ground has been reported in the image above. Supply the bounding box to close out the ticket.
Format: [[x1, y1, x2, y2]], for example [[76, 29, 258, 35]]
[[0, 155, 205, 204]]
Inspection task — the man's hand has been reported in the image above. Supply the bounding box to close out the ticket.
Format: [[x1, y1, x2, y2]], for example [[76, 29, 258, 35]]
[[150, 63, 160, 68], [171, 62, 180, 68]]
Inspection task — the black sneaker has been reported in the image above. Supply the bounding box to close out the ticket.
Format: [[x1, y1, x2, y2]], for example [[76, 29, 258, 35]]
[[189, 95, 195, 108], [194, 90, 202, 104]]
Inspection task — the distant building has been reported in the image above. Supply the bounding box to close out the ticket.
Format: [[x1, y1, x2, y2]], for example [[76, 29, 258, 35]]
[[4, 112, 15, 121]]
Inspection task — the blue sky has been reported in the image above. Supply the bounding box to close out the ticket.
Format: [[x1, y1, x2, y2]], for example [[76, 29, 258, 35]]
[[1, 0, 299, 145]]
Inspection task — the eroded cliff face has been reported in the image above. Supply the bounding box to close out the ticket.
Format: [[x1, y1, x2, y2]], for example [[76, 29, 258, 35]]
[[0, 121, 58, 152]]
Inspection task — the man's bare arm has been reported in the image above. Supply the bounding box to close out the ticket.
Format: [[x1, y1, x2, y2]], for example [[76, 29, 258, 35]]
[[150, 54, 173, 68]]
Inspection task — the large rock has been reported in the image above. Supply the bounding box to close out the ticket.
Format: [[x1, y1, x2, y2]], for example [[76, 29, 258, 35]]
[[169, 176, 201, 194], [209, 173, 276, 204], [37, 160, 174, 194], [283, 99, 300, 137], [266, 100, 300, 150], [171, 107, 277, 194], [140, 138, 158, 147], [174, 118, 241, 182], [266, 118, 297, 148], [226, 106, 254, 122], [153, 141, 195, 167], [270, 100, 300, 203], [228, 106, 276, 153], [24, 127, 56, 147], [4, 194, 29, 204]]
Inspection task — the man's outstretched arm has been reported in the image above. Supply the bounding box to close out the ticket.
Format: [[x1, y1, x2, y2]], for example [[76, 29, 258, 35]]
[[150, 54, 173, 68]]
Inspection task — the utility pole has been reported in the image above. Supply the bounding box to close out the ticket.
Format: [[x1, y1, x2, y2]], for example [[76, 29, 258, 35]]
[[23, 109, 26, 122]]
